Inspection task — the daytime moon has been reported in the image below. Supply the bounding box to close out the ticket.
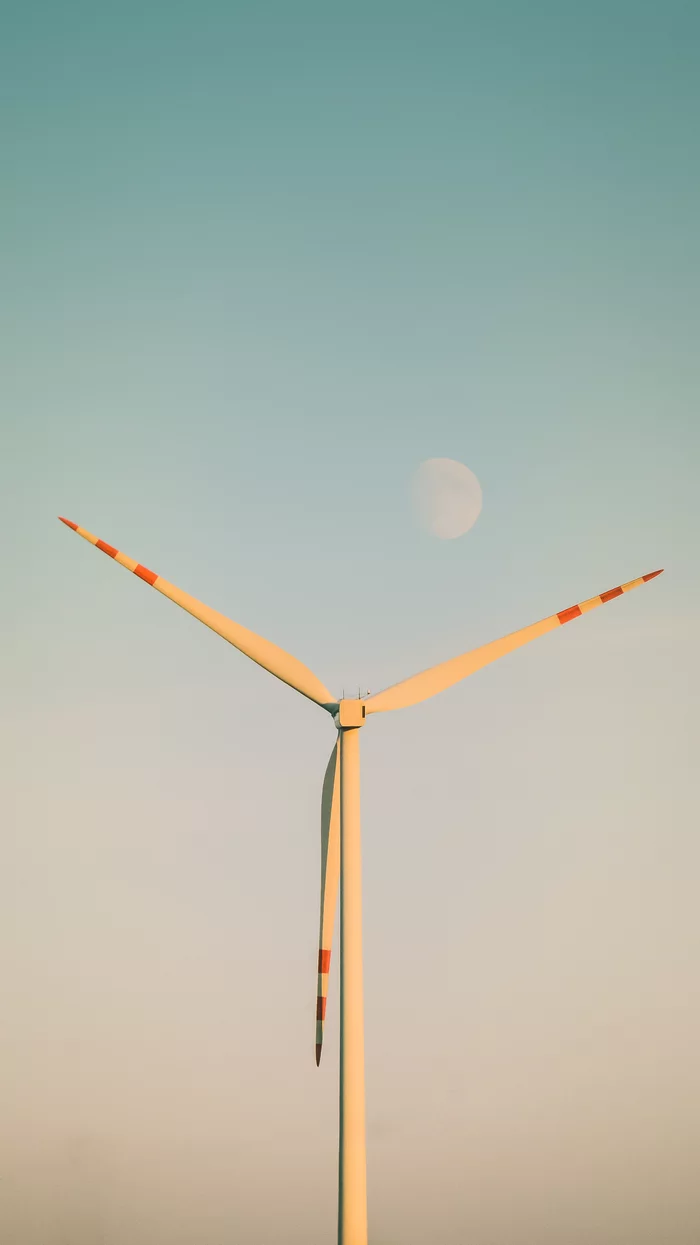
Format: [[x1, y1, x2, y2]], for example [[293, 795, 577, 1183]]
[[413, 458, 483, 539]]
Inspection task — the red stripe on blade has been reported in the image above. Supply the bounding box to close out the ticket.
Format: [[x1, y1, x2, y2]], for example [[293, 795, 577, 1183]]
[[318, 949, 331, 974], [134, 564, 158, 585], [316, 997, 327, 1021], [59, 517, 78, 530], [558, 604, 582, 624], [601, 586, 623, 603], [96, 539, 118, 558]]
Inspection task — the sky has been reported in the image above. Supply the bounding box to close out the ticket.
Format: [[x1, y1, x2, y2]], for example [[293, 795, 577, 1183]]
[[2, 2, 699, 1241]]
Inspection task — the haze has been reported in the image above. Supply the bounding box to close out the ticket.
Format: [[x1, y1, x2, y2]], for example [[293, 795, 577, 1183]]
[[2, 3, 699, 1243]]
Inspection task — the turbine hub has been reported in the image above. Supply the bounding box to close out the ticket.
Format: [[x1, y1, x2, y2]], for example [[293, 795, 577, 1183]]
[[335, 699, 366, 728]]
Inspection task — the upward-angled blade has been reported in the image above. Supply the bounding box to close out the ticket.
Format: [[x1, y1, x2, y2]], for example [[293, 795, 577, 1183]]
[[366, 568, 663, 715], [316, 737, 340, 1066], [59, 518, 336, 710]]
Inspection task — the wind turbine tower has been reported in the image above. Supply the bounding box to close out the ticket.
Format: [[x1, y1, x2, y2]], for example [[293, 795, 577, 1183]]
[[59, 515, 662, 1245]]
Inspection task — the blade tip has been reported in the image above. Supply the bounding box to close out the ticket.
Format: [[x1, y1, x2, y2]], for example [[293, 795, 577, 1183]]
[[315, 1044, 322, 1066], [643, 568, 664, 582], [58, 516, 79, 530]]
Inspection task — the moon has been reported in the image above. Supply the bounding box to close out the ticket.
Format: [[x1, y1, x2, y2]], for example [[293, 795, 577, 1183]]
[[413, 458, 483, 539]]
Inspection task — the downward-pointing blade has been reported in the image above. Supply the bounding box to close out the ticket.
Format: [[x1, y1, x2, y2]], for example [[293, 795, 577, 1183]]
[[365, 568, 663, 714], [316, 737, 340, 1066], [58, 518, 336, 710]]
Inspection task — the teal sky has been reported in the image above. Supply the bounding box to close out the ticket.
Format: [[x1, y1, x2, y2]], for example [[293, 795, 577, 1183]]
[[2, 3, 699, 1242]]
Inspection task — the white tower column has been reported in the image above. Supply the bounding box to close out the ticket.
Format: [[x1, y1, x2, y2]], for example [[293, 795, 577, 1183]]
[[338, 723, 367, 1245]]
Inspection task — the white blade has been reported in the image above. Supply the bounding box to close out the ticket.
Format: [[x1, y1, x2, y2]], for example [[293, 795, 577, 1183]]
[[316, 738, 340, 1066], [59, 517, 336, 710], [365, 568, 663, 714]]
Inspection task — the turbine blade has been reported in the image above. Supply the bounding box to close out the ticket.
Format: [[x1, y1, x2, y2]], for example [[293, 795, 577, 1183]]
[[365, 568, 664, 715], [58, 517, 336, 710], [316, 737, 340, 1066]]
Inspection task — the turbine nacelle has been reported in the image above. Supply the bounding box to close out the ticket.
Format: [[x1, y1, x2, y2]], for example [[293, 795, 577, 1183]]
[[334, 699, 366, 729]]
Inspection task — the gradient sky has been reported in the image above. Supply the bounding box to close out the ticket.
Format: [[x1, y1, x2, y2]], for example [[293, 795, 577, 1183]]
[[2, 3, 699, 1242]]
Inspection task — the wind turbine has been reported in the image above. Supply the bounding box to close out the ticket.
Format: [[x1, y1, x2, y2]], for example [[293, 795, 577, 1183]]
[[58, 515, 662, 1245]]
